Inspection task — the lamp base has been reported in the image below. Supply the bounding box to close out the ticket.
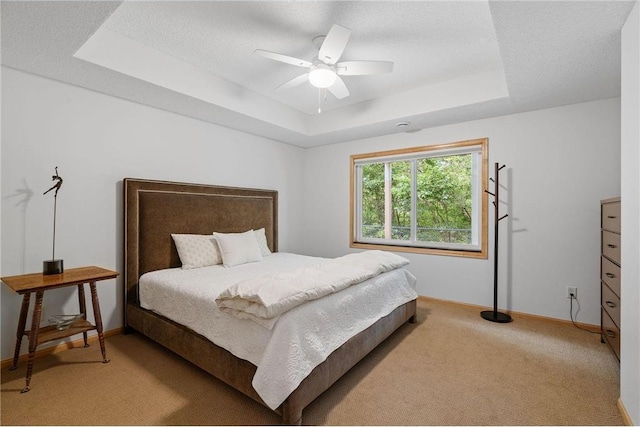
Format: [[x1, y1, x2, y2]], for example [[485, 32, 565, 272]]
[[43, 259, 63, 275], [480, 310, 512, 323]]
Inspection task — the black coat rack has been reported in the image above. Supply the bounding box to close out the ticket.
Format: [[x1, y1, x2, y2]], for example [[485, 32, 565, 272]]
[[481, 162, 512, 323]]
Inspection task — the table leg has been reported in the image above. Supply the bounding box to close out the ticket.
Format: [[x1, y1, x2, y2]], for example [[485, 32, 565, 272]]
[[77, 284, 89, 347], [89, 282, 109, 363], [23, 290, 44, 393], [10, 293, 31, 370]]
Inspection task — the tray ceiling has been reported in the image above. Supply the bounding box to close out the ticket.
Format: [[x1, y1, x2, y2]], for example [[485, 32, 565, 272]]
[[1, 1, 634, 147]]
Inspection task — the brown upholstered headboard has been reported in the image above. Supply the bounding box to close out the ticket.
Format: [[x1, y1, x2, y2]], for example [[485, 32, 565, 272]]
[[124, 178, 278, 305]]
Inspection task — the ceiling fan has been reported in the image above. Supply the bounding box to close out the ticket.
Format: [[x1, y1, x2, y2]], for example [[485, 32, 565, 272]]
[[254, 24, 394, 109]]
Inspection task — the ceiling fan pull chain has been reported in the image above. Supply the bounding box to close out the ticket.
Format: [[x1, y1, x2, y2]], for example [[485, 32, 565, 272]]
[[318, 89, 322, 114]]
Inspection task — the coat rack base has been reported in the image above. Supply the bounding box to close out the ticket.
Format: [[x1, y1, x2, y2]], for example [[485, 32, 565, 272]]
[[481, 310, 513, 323]]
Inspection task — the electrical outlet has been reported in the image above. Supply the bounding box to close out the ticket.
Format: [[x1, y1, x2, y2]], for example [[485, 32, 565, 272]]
[[567, 286, 577, 299]]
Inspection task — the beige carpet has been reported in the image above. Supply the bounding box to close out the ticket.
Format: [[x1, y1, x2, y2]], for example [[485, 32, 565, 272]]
[[1, 299, 622, 426]]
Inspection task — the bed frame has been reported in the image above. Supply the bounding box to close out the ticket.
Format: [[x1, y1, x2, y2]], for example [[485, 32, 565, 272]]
[[123, 178, 417, 425]]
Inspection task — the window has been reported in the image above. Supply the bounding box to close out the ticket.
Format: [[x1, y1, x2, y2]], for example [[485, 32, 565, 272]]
[[350, 138, 488, 258]]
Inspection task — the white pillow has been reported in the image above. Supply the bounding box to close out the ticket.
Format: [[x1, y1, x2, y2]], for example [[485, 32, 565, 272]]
[[213, 230, 263, 268], [253, 228, 272, 257], [171, 234, 222, 269]]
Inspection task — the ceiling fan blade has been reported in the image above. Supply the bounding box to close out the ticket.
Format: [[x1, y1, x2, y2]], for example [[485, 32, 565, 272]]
[[327, 75, 350, 99], [276, 73, 309, 90], [337, 60, 394, 76], [254, 49, 312, 68], [318, 24, 351, 65]]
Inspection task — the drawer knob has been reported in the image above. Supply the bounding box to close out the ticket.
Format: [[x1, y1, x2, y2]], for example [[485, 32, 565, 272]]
[[605, 272, 616, 279], [605, 330, 617, 338], [607, 244, 618, 249], [607, 215, 617, 219], [605, 301, 617, 308]]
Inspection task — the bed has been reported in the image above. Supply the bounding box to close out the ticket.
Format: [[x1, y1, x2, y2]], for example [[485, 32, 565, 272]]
[[124, 178, 417, 425]]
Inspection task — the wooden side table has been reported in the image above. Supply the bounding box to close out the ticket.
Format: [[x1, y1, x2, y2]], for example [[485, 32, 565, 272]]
[[1, 266, 118, 392]]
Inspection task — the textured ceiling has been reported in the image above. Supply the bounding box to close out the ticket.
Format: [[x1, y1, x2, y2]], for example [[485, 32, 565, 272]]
[[1, 1, 635, 148], [101, 1, 503, 114]]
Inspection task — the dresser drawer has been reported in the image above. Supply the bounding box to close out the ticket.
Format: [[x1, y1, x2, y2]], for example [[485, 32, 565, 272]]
[[602, 308, 620, 360], [602, 231, 621, 265], [601, 201, 621, 233], [601, 256, 621, 297], [601, 283, 621, 328]]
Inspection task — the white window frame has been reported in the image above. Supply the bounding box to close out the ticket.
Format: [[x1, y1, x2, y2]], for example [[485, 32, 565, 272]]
[[350, 138, 488, 259]]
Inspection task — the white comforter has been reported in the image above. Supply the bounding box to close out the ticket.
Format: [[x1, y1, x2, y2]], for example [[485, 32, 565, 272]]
[[139, 252, 417, 410], [216, 250, 410, 329]]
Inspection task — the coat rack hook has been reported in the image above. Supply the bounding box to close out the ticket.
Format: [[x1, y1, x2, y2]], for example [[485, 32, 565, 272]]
[[485, 190, 495, 196], [499, 214, 509, 222]]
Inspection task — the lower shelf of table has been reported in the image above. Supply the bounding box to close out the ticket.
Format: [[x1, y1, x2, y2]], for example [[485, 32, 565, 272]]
[[24, 319, 96, 345]]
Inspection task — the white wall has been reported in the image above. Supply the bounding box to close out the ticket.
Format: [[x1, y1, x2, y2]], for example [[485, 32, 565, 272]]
[[0, 67, 306, 360], [302, 98, 621, 325], [621, 1, 640, 424], [1, 63, 632, 407]]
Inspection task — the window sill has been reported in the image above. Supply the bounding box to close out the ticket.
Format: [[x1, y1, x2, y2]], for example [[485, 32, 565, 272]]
[[350, 241, 487, 259]]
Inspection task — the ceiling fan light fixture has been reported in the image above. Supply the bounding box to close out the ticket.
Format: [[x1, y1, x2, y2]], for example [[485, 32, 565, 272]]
[[308, 65, 337, 88]]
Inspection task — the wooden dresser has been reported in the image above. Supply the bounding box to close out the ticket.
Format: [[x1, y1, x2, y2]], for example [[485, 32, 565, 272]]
[[600, 197, 621, 361]]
